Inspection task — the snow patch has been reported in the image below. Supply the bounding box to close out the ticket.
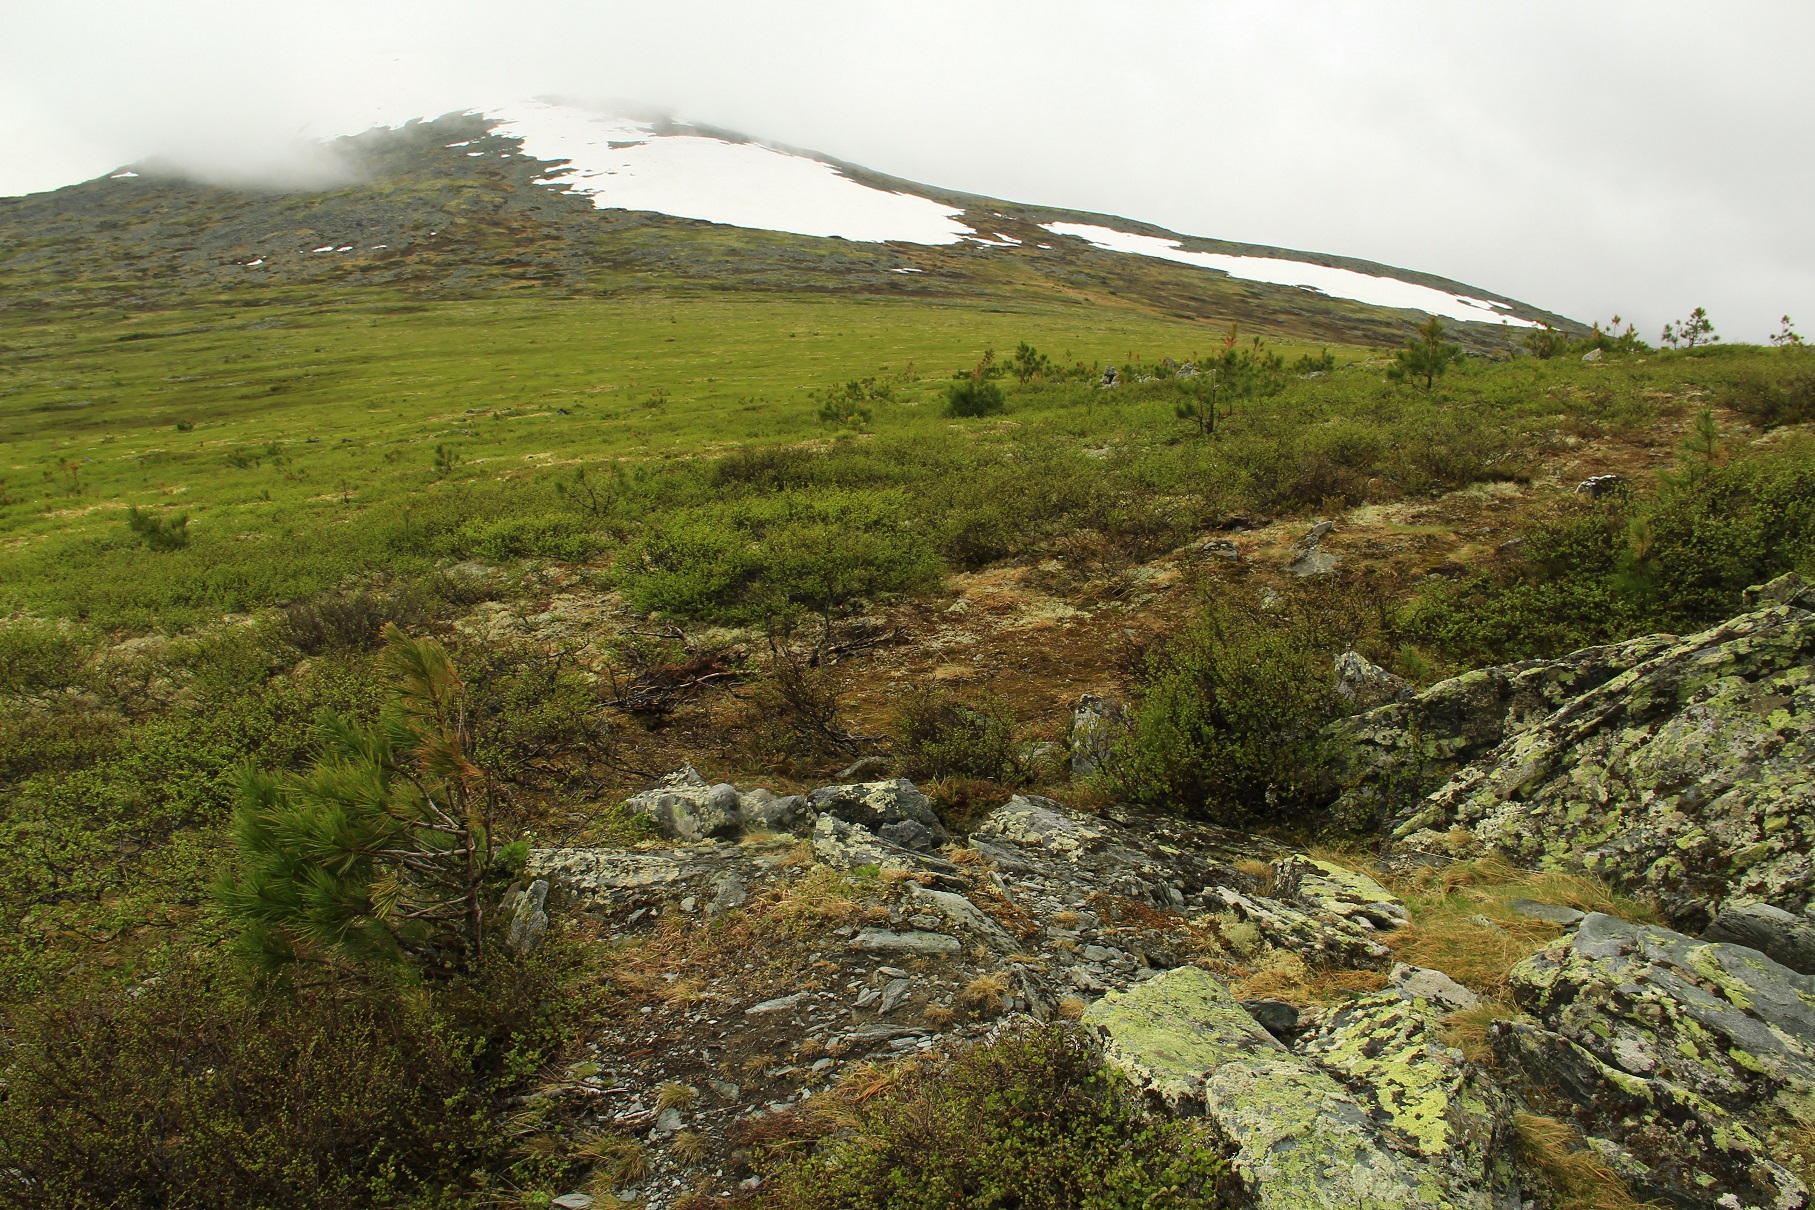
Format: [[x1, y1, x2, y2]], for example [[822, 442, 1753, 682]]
[[109, 170, 139, 180], [311, 245, 334, 252], [243, 258, 264, 267], [488, 100, 971, 245], [1041, 222, 1540, 327]]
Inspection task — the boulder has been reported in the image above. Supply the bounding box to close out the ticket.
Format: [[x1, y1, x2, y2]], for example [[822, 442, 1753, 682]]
[[627, 767, 744, 841], [1335, 650, 1413, 711], [1705, 901, 1815, 976], [1085, 967, 1503, 1210], [811, 815, 900, 871], [505, 878, 550, 953], [1501, 912, 1815, 1210], [807, 779, 948, 850], [1300, 989, 1517, 1209], [738, 788, 811, 834], [1390, 587, 1815, 928], [1272, 854, 1409, 930]]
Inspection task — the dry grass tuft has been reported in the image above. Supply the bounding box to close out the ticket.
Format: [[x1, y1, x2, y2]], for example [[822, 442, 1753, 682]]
[[959, 972, 1011, 1013], [1051, 910, 1080, 928], [1232, 949, 1389, 1006], [922, 1003, 957, 1028], [1441, 1001, 1518, 1065], [1055, 994, 1088, 1021], [580, 1132, 651, 1189], [670, 1129, 711, 1165], [657, 1080, 698, 1110], [1233, 858, 1275, 895], [1513, 1112, 1644, 1210]]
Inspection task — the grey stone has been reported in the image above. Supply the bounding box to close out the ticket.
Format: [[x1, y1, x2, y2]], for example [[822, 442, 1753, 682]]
[[1287, 546, 1341, 577], [1195, 537, 1241, 561], [739, 789, 810, 833], [912, 887, 1017, 950], [834, 755, 889, 781], [878, 977, 913, 1013], [877, 819, 938, 851], [746, 993, 807, 1015], [1272, 853, 1409, 930], [1389, 963, 1481, 1013], [627, 768, 743, 841], [505, 878, 550, 953], [713, 873, 748, 910], [807, 779, 949, 847], [551, 1194, 595, 1210], [1503, 912, 1815, 1210], [653, 1107, 684, 1134], [526, 849, 684, 904], [1507, 898, 1584, 926], [1575, 473, 1623, 496], [849, 929, 962, 955], [1239, 997, 1300, 1039], [1085, 967, 1499, 1210], [811, 815, 897, 871], [1334, 650, 1413, 710], [1387, 601, 1815, 929], [1704, 901, 1815, 976]]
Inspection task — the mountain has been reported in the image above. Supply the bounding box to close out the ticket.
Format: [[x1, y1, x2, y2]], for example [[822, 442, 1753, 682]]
[[0, 100, 1576, 350]]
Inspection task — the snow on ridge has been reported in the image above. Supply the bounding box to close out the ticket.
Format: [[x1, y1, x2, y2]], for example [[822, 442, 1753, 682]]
[[1042, 222, 1540, 328], [490, 101, 971, 246]]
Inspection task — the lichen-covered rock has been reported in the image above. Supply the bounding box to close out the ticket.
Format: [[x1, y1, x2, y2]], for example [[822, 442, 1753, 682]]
[[1335, 650, 1413, 711], [1494, 1021, 1805, 1210], [1503, 912, 1815, 1210], [1085, 967, 1497, 1210], [1273, 854, 1409, 930], [811, 814, 902, 871], [737, 788, 811, 834], [806, 779, 949, 850], [1705, 901, 1815, 977], [1301, 989, 1518, 1210], [1391, 597, 1815, 928], [1203, 884, 1393, 969], [1322, 632, 1678, 834], [626, 767, 744, 841], [505, 878, 549, 953], [526, 849, 686, 901]]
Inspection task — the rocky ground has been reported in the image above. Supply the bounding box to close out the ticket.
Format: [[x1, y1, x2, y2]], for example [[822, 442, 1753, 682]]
[[501, 576, 1815, 1209]]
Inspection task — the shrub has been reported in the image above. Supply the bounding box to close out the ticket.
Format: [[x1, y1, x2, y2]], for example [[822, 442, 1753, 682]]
[[1110, 588, 1358, 826], [0, 953, 562, 1209], [1723, 367, 1815, 429], [946, 378, 1005, 418], [893, 687, 1022, 785], [0, 622, 90, 696], [215, 627, 507, 975], [126, 505, 190, 551], [752, 1024, 1225, 1209], [456, 512, 600, 562]]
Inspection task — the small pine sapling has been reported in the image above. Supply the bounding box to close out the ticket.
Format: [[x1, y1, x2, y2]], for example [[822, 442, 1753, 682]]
[[1770, 315, 1805, 348], [1388, 316, 1464, 390]]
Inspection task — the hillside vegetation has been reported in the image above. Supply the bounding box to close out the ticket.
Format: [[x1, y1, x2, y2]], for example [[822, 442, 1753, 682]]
[[1, 273, 1812, 1206]]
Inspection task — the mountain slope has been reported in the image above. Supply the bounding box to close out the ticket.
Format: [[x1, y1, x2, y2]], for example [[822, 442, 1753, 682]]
[[0, 103, 1578, 350]]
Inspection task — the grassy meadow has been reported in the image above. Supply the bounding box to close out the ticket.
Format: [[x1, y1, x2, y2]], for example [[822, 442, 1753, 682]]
[[2, 279, 1814, 1207]]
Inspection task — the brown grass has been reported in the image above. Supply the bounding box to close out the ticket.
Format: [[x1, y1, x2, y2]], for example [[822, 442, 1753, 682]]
[[1054, 995, 1088, 1021], [1230, 949, 1389, 1006], [1513, 1113, 1645, 1210]]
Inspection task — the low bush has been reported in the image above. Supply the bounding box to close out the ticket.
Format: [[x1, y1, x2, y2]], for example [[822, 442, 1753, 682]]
[[1110, 586, 1364, 826], [1723, 365, 1815, 429], [0, 950, 565, 1209], [893, 687, 1022, 785], [750, 1024, 1226, 1209], [455, 511, 601, 562]]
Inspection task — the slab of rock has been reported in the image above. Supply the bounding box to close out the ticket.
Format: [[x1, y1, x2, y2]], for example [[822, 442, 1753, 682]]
[[1203, 884, 1392, 969], [811, 815, 899, 871], [807, 779, 949, 850], [1273, 854, 1410, 930], [505, 878, 549, 953], [849, 929, 962, 956], [1300, 989, 1516, 1208], [1239, 998, 1300, 1039], [911, 886, 1017, 951], [526, 850, 685, 900], [1085, 967, 1494, 1210], [1704, 901, 1815, 976], [1503, 911, 1815, 1210], [738, 788, 811, 834], [746, 993, 807, 1016], [1390, 587, 1815, 928], [1507, 898, 1584, 926], [1335, 650, 1413, 710], [1389, 963, 1481, 1013]]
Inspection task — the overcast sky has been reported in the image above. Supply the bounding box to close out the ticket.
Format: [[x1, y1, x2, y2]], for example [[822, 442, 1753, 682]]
[[3, 0, 1810, 340]]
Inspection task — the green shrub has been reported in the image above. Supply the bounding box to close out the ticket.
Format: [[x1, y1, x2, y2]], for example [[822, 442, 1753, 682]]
[[1110, 588, 1357, 825], [126, 505, 190, 551], [753, 1024, 1225, 1210], [0, 622, 91, 696], [0, 953, 562, 1209], [1399, 446, 1815, 665], [946, 377, 1005, 418], [1723, 366, 1815, 429], [617, 490, 940, 633], [893, 687, 1022, 785], [456, 512, 600, 562]]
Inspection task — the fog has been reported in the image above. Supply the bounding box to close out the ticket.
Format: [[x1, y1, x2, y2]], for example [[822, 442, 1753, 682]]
[[2, 0, 1810, 340]]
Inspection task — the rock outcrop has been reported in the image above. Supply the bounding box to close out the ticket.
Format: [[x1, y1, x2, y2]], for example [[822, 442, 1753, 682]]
[[1085, 966, 1516, 1210], [1497, 911, 1813, 1210], [1332, 574, 1815, 931]]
